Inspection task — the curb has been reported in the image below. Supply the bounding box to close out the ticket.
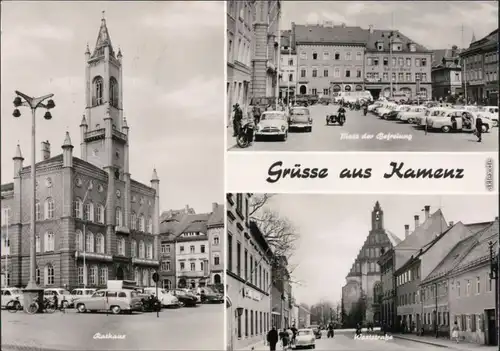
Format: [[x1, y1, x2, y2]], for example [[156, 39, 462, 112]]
[[392, 334, 450, 348], [2, 345, 67, 351]]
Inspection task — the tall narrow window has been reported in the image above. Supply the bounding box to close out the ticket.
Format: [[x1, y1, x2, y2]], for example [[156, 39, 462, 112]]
[[45, 264, 55, 285], [115, 207, 123, 227], [131, 212, 137, 230], [96, 204, 105, 224], [139, 214, 145, 232], [35, 201, 41, 220], [45, 198, 55, 219], [44, 231, 55, 252], [147, 216, 153, 233], [93, 76, 104, 106], [76, 230, 83, 251], [85, 231, 94, 253], [84, 202, 94, 221], [73, 198, 83, 219], [131, 240, 137, 258], [96, 233, 105, 253], [139, 240, 145, 258], [109, 77, 119, 107]]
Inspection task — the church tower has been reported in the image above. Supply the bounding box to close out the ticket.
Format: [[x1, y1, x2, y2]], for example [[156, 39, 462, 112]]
[[371, 201, 384, 231]]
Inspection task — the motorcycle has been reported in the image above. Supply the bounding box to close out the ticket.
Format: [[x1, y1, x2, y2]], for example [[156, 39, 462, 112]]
[[326, 112, 346, 126], [236, 121, 255, 148], [141, 296, 162, 312]]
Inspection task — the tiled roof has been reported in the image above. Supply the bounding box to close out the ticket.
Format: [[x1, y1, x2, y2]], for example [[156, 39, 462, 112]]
[[294, 24, 369, 45], [394, 209, 448, 271], [281, 30, 292, 47], [160, 207, 196, 223], [465, 221, 493, 234], [461, 28, 498, 55], [1, 183, 14, 192], [385, 229, 402, 246], [176, 213, 210, 236], [366, 29, 430, 53], [208, 203, 224, 226]]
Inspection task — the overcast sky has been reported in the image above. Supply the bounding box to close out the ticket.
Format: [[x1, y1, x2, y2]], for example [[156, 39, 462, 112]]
[[262, 194, 498, 306], [282, 1, 498, 49], [1, 1, 224, 213]]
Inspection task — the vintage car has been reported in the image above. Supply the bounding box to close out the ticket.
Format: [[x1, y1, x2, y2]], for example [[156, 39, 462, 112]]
[[69, 288, 97, 307], [375, 102, 397, 117], [367, 101, 384, 112], [477, 106, 499, 127], [426, 110, 492, 133], [144, 287, 181, 308], [255, 111, 289, 141], [75, 288, 143, 314], [1, 287, 24, 309], [398, 106, 427, 123], [289, 107, 312, 132], [294, 329, 316, 349], [171, 289, 198, 307], [199, 286, 224, 304], [380, 105, 410, 120], [415, 107, 452, 126], [44, 288, 74, 308]]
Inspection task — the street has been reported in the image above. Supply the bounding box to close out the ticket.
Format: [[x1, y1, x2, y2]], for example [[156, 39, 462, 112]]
[[1, 304, 223, 351], [228, 104, 498, 152]]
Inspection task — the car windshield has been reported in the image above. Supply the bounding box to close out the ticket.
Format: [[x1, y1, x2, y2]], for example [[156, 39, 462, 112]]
[[291, 109, 309, 115], [58, 289, 70, 295], [261, 113, 284, 120], [298, 330, 312, 335], [203, 287, 217, 294]]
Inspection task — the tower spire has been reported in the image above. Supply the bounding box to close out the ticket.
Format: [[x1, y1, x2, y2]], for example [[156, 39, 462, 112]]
[[471, 32, 476, 43], [91, 11, 115, 58]]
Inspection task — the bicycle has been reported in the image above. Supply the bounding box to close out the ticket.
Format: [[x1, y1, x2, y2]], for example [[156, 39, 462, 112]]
[[6, 297, 23, 313], [26, 297, 57, 314]]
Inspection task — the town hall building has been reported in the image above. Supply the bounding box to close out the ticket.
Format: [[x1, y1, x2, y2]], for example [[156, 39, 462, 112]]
[[0, 16, 160, 290]]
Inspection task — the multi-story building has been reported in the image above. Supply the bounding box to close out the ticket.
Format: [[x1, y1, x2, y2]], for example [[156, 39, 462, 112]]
[[292, 23, 368, 96], [0, 16, 160, 290], [158, 209, 186, 289], [226, 0, 255, 123], [279, 30, 297, 102], [379, 206, 448, 330], [208, 202, 224, 287], [460, 29, 499, 105], [291, 302, 299, 327], [226, 193, 273, 350], [342, 202, 401, 326], [175, 213, 211, 289], [271, 255, 292, 328], [298, 304, 311, 328], [394, 221, 473, 333], [365, 26, 433, 100], [431, 46, 463, 100], [251, 0, 281, 98]]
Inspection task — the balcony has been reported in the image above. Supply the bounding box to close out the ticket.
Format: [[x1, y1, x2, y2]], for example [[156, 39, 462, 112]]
[[75, 251, 113, 262], [115, 226, 130, 234], [112, 129, 127, 142], [132, 257, 160, 266], [84, 128, 105, 142]]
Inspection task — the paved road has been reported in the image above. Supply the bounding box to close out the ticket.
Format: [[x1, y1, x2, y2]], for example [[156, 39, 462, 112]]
[[228, 104, 498, 151], [1, 304, 223, 351], [313, 333, 445, 350]]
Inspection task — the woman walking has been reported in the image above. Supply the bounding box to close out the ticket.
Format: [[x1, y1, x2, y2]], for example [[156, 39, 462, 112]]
[[451, 322, 459, 343]]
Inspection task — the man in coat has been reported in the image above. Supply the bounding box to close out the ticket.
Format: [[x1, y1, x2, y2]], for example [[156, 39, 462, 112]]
[[267, 326, 279, 351], [475, 115, 483, 142]]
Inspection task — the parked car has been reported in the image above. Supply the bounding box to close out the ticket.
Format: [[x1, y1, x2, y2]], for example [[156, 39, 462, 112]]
[[398, 106, 427, 123], [75, 289, 143, 314], [255, 111, 289, 141], [44, 288, 74, 308], [288, 107, 313, 132], [1, 288, 24, 309], [144, 287, 181, 308], [70, 288, 97, 307], [199, 286, 224, 304], [427, 110, 492, 133], [295, 328, 316, 349], [478, 106, 499, 127], [171, 289, 198, 307]]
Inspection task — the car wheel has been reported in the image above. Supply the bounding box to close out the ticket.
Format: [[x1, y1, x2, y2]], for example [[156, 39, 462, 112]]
[[111, 305, 121, 314], [76, 303, 86, 313], [481, 124, 489, 133], [407, 118, 413, 124], [493, 120, 498, 127], [441, 125, 451, 133]]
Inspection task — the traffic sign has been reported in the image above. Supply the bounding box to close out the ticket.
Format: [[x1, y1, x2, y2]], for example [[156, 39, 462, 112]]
[[152, 272, 159, 283]]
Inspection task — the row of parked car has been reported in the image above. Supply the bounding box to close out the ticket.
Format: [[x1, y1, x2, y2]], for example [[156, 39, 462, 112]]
[[367, 100, 498, 133], [254, 106, 313, 142], [1, 284, 223, 314]]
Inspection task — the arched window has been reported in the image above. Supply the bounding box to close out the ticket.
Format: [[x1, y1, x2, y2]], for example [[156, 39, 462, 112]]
[[213, 253, 220, 265], [117, 237, 125, 256], [85, 231, 94, 253], [134, 267, 140, 284], [356, 52, 362, 61], [99, 266, 108, 285], [147, 216, 153, 233], [93, 76, 104, 106], [142, 269, 149, 287], [146, 242, 153, 259], [139, 214, 145, 232], [131, 212, 137, 230], [96, 204, 105, 224], [44, 264, 55, 285], [96, 233, 105, 253], [109, 77, 119, 108], [35, 201, 41, 221], [44, 231, 54, 252], [164, 279, 172, 289], [139, 240, 145, 258], [76, 230, 83, 251], [73, 198, 83, 219], [214, 274, 221, 284], [213, 236, 219, 245], [36, 266, 41, 285], [84, 202, 94, 222], [89, 265, 98, 285], [115, 207, 122, 227], [131, 239, 137, 257], [150, 269, 155, 286], [45, 198, 54, 219]]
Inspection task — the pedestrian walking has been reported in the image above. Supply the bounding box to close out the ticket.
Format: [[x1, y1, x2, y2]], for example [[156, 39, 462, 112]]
[[52, 291, 58, 310], [475, 116, 483, 142], [267, 326, 279, 351], [280, 329, 289, 350], [232, 104, 242, 137], [451, 322, 459, 343]]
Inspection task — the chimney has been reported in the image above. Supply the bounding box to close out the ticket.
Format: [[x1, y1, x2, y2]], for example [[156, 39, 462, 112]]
[[414, 215, 420, 229], [404, 224, 410, 237], [449, 221, 454, 227], [41, 140, 51, 160], [424, 205, 430, 219], [212, 202, 218, 212], [369, 24, 374, 34]]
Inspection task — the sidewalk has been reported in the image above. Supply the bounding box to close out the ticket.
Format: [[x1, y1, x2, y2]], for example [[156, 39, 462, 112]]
[[236, 339, 267, 351], [392, 333, 498, 350]]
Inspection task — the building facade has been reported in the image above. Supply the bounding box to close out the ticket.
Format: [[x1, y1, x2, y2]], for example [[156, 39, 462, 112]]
[[271, 255, 292, 329], [293, 23, 368, 96], [460, 29, 499, 105], [279, 30, 297, 102], [298, 305, 311, 328], [342, 202, 401, 326], [226, 0, 255, 123], [365, 28, 433, 100], [251, 0, 281, 98], [226, 193, 273, 350], [208, 202, 224, 287], [0, 17, 161, 290], [431, 46, 463, 100]]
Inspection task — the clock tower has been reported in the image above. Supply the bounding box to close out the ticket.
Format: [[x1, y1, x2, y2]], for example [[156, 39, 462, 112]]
[[371, 201, 384, 231]]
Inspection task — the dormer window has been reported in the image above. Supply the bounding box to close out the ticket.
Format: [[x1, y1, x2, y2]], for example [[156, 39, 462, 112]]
[[312, 52, 318, 60], [377, 42, 384, 51], [409, 43, 416, 52], [392, 44, 402, 51]]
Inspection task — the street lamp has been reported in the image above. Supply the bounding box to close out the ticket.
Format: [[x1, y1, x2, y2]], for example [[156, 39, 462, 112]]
[[488, 241, 499, 346], [13, 90, 55, 310], [388, 31, 395, 100]]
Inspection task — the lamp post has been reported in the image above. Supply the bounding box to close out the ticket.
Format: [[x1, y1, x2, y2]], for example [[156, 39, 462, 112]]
[[13, 91, 55, 291], [488, 241, 498, 346], [388, 31, 395, 100]]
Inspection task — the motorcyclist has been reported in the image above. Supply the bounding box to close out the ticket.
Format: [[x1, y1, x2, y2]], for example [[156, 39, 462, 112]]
[[355, 323, 362, 336], [337, 105, 346, 120], [327, 322, 334, 337], [232, 104, 243, 137], [363, 102, 368, 116]]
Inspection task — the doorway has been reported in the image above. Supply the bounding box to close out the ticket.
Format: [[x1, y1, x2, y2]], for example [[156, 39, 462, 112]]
[[299, 85, 307, 95], [116, 267, 124, 280], [486, 309, 497, 345]]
